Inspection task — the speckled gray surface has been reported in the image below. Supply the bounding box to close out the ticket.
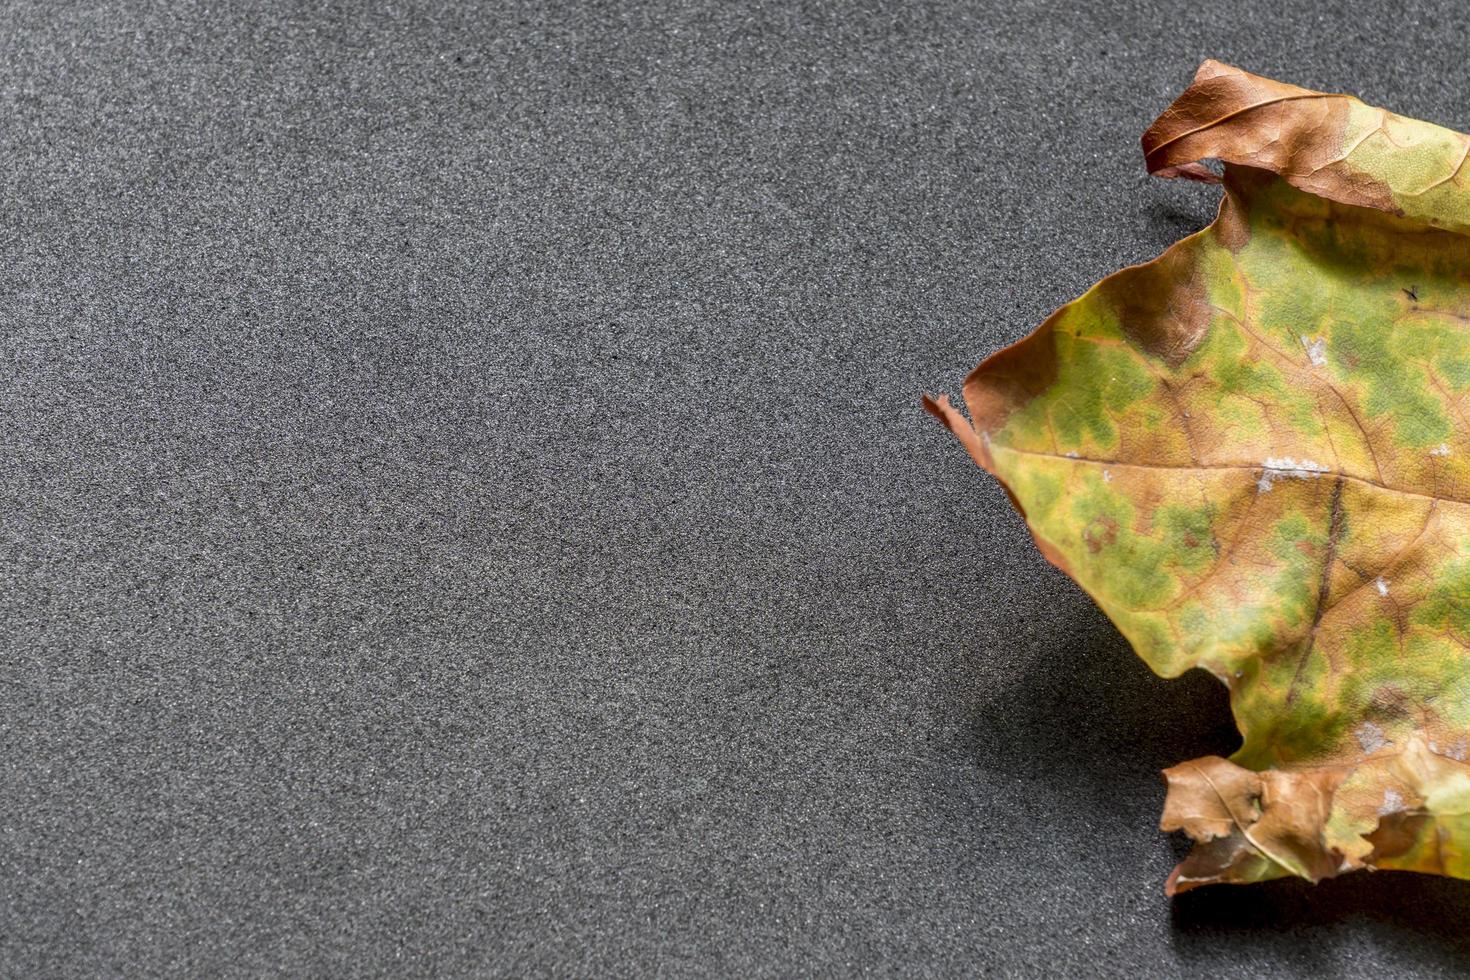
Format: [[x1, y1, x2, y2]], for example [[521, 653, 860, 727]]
[[5, 1, 1470, 976]]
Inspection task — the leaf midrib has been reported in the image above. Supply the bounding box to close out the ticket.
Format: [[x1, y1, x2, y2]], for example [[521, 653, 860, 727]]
[[993, 443, 1470, 508]]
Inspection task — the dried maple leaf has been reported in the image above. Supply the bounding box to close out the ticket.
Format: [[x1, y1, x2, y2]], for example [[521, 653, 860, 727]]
[[927, 61, 1470, 894]]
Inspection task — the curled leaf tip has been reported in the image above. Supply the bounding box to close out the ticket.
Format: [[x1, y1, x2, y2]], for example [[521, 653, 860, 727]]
[[931, 62, 1470, 893]]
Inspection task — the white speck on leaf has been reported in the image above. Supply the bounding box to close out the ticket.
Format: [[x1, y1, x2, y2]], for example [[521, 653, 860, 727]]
[[1378, 788, 1404, 816], [1301, 335, 1328, 367], [1375, 577, 1390, 597], [1102, 470, 1113, 483], [1257, 456, 1329, 492], [1432, 443, 1451, 457], [1065, 450, 1079, 459], [1355, 721, 1390, 754]]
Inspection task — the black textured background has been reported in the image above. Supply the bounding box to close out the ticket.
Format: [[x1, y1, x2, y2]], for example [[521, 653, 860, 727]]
[[6, 1, 1470, 976]]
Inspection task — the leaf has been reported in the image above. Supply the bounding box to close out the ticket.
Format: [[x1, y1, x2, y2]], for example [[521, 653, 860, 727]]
[[926, 61, 1470, 893]]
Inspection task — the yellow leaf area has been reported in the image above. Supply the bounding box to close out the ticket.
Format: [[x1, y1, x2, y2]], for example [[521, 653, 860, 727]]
[[926, 61, 1470, 894]]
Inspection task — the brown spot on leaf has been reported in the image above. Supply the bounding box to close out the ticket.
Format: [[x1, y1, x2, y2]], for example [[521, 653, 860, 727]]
[[1083, 515, 1119, 553], [1369, 685, 1413, 721], [1108, 245, 1212, 368], [1367, 812, 1431, 866]]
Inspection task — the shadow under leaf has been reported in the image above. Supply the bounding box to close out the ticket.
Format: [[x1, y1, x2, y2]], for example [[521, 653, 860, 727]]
[[954, 587, 1238, 806], [955, 578, 1470, 953], [1171, 870, 1470, 963]]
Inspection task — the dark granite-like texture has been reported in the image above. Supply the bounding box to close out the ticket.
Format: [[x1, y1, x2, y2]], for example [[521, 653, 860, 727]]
[[6, 1, 1470, 975]]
